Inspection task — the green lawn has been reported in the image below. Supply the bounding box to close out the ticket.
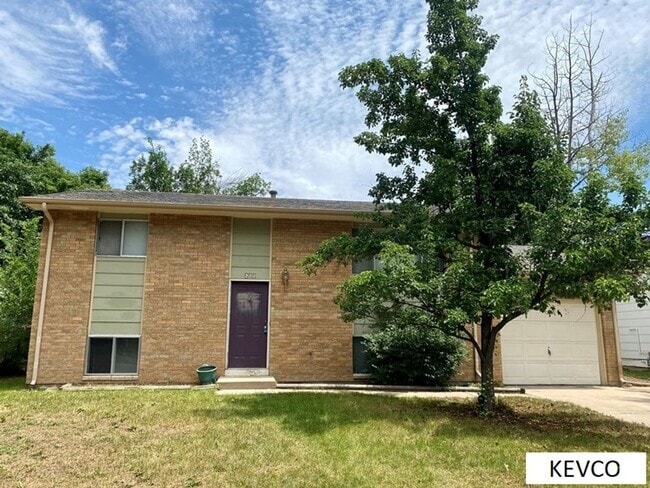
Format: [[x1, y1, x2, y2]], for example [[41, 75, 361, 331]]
[[0, 378, 648, 487], [624, 367, 650, 382]]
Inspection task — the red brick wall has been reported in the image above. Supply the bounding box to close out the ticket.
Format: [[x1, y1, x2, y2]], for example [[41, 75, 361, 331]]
[[138, 214, 231, 384], [270, 219, 353, 382], [26, 210, 96, 384]]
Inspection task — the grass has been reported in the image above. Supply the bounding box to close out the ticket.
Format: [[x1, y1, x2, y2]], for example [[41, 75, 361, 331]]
[[624, 366, 650, 382], [0, 379, 648, 487]]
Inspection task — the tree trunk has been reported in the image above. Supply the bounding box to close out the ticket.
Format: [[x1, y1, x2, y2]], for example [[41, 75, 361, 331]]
[[478, 313, 497, 414]]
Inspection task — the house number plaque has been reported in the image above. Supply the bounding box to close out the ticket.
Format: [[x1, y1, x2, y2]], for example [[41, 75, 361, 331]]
[[244, 272, 257, 279]]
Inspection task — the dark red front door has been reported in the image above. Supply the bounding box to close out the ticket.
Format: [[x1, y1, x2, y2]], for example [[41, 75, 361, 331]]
[[228, 282, 269, 368]]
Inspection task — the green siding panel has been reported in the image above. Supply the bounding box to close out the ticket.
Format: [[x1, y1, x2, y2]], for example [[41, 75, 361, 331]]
[[232, 243, 270, 257], [90, 256, 145, 336], [233, 219, 271, 234], [231, 255, 271, 268], [90, 322, 141, 335], [231, 267, 270, 280], [93, 285, 143, 299], [92, 297, 143, 310], [92, 310, 142, 323], [231, 218, 270, 280], [95, 257, 146, 274], [353, 318, 374, 337], [94, 273, 144, 286]]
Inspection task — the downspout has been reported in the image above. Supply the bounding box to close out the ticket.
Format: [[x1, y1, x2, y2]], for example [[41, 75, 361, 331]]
[[30, 203, 54, 386], [473, 323, 482, 380]]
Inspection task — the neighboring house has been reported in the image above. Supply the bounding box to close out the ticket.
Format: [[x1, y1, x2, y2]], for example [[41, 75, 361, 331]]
[[615, 299, 650, 367], [20, 190, 622, 387]]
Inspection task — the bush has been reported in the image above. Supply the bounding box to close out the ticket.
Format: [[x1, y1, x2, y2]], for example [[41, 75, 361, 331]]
[[365, 325, 466, 386], [0, 218, 39, 374]]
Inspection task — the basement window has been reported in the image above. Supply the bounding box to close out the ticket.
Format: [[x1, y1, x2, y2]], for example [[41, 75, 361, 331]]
[[86, 337, 140, 374], [97, 220, 148, 256]]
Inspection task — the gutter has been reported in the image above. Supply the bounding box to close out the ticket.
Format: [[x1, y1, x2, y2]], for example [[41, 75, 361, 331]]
[[473, 322, 482, 380], [18, 197, 379, 222], [30, 203, 54, 386]]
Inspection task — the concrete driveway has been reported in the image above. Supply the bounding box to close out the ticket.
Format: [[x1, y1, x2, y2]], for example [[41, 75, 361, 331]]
[[526, 386, 650, 427]]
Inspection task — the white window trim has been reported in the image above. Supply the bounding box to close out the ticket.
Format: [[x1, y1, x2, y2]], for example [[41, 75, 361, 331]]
[[97, 218, 148, 257], [85, 335, 141, 376]]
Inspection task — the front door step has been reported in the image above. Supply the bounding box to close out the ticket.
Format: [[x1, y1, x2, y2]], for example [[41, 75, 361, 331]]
[[216, 376, 277, 390], [224, 368, 269, 377]]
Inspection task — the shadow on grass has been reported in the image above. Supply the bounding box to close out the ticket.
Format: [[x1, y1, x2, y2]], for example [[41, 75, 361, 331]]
[[192, 392, 650, 451], [0, 376, 26, 392]]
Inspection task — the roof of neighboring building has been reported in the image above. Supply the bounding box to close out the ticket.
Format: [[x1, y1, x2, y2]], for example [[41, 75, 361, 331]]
[[20, 190, 378, 221]]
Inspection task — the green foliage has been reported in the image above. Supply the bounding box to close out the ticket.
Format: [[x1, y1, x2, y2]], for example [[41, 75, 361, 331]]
[[0, 218, 39, 373], [302, 0, 650, 413], [222, 172, 272, 197], [365, 324, 466, 386], [78, 166, 110, 190], [0, 128, 110, 373], [126, 138, 174, 192], [174, 136, 220, 193], [0, 128, 111, 247], [128, 135, 271, 196]]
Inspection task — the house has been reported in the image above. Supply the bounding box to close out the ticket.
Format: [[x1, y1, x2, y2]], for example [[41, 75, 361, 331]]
[[20, 190, 622, 387], [615, 299, 650, 368]]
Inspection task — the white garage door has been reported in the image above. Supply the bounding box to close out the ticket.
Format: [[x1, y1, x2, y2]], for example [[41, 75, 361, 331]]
[[500, 300, 601, 385]]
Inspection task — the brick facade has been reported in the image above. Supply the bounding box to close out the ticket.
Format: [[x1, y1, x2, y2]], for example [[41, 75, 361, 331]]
[[270, 219, 353, 382], [26, 210, 96, 384], [139, 214, 231, 384], [25, 209, 621, 386], [599, 309, 623, 385], [452, 328, 503, 384]]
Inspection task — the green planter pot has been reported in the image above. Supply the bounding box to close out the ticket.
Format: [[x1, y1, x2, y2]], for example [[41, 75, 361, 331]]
[[196, 364, 217, 385]]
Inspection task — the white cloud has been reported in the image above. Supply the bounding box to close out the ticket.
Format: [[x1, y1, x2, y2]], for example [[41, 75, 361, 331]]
[[478, 0, 650, 118], [205, 0, 649, 199], [87, 117, 203, 188], [112, 0, 216, 55], [68, 12, 119, 74], [89, 0, 649, 200], [0, 2, 120, 109]]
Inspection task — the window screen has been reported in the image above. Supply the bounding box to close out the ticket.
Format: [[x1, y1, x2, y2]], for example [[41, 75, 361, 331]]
[[114, 338, 139, 373], [122, 221, 148, 256], [97, 221, 122, 255], [87, 337, 113, 373], [86, 337, 140, 374], [353, 337, 370, 374]]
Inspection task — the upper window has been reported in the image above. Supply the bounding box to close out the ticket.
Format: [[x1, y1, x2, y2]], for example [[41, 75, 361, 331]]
[[352, 256, 382, 274], [97, 220, 148, 256]]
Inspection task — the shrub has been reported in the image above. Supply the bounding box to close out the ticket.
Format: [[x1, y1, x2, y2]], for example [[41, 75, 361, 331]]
[[365, 325, 466, 386]]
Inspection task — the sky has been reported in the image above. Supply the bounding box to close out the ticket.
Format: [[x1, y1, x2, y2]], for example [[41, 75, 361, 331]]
[[1, 0, 649, 201]]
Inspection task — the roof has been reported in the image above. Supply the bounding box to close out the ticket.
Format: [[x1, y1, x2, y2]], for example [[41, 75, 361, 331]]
[[20, 190, 378, 221]]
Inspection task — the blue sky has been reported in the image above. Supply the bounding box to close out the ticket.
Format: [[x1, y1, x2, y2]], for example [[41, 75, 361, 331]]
[[1, 0, 649, 200]]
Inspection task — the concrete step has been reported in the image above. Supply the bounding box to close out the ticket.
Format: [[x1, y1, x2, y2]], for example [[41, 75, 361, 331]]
[[216, 376, 277, 390]]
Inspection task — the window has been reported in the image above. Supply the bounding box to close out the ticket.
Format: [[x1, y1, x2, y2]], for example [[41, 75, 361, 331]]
[[86, 337, 140, 374], [352, 253, 381, 375], [97, 220, 148, 256]]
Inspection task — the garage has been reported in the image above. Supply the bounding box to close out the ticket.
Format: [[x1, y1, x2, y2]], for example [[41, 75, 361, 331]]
[[500, 300, 602, 385]]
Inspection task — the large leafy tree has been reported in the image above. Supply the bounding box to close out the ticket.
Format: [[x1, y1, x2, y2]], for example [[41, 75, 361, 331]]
[[0, 218, 39, 373], [126, 138, 174, 192], [0, 128, 110, 373], [301, 0, 650, 414], [128, 135, 271, 196], [0, 129, 109, 238]]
